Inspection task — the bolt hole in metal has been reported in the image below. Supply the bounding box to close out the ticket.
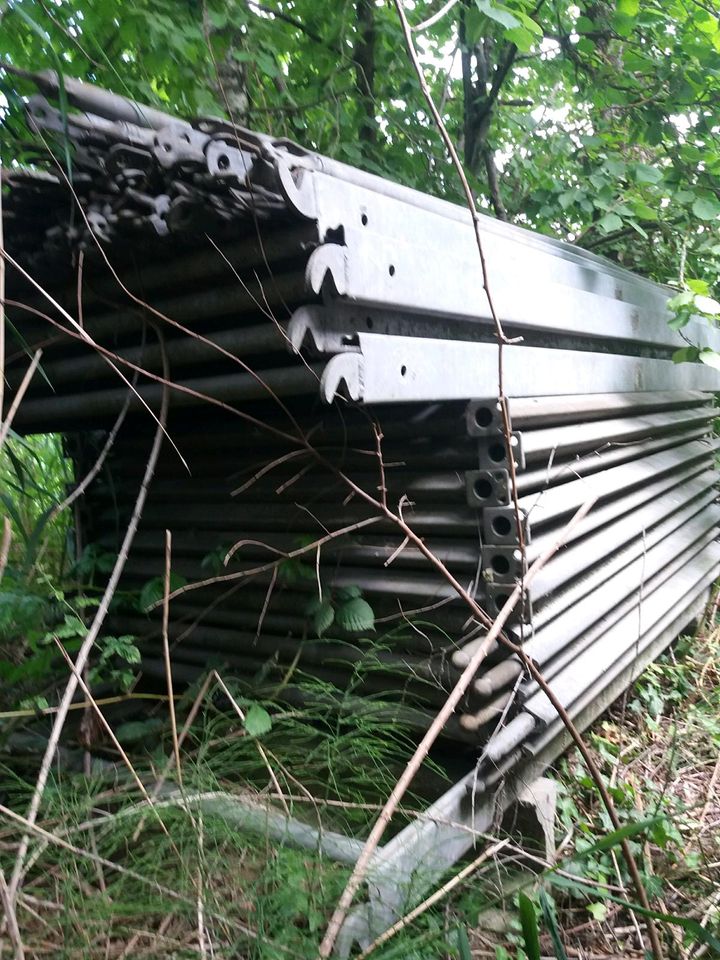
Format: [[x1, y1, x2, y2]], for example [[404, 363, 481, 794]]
[[400, 365, 407, 377], [389, 264, 396, 276], [474, 406, 494, 428], [491, 555, 511, 576], [217, 153, 230, 170], [488, 442, 506, 463], [474, 477, 493, 500], [361, 213, 368, 226], [492, 515, 512, 537]]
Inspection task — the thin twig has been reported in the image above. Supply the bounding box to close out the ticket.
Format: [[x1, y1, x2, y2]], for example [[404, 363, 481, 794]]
[[0, 803, 253, 938], [317, 497, 596, 957], [0, 350, 42, 450], [0, 516, 11, 585], [357, 838, 510, 958], [162, 530, 183, 787], [8, 342, 170, 903], [0, 866, 24, 960]]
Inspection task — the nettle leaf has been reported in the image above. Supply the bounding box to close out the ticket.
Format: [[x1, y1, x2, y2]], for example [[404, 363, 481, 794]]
[[244, 703, 272, 737], [336, 597, 375, 633], [334, 585, 362, 601], [311, 599, 335, 637]]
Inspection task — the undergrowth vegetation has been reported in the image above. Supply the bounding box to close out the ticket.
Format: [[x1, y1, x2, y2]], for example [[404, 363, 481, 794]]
[[0, 421, 718, 959]]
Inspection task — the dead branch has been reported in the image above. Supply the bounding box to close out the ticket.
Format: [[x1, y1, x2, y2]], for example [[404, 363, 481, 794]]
[[317, 497, 596, 957], [8, 338, 170, 903]]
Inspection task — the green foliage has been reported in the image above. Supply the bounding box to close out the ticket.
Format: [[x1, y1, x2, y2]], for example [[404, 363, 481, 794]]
[[304, 586, 375, 637], [3, 0, 720, 291], [138, 571, 188, 611]]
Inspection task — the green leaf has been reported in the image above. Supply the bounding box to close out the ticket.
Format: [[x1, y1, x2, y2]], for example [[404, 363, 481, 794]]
[[598, 892, 720, 953], [139, 573, 187, 611], [587, 902, 608, 921], [518, 893, 541, 960], [687, 278, 711, 295], [311, 599, 335, 637], [616, 0, 640, 17], [672, 346, 700, 363], [667, 312, 691, 331], [334, 585, 362, 601], [699, 348, 720, 370], [632, 201, 658, 220], [571, 815, 666, 858], [475, 0, 521, 31], [692, 196, 720, 221], [244, 703, 272, 737], [634, 163, 663, 184], [456, 926, 472, 960], [597, 212, 623, 234], [694, 294, 720, 316], [335, 597, 375, 633]]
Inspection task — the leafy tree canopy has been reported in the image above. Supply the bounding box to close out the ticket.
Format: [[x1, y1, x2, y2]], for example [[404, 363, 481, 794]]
[[1, 0, 720, 286]]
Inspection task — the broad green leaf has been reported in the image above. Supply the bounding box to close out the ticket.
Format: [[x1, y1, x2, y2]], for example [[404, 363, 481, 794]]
[[587, 902, 608, 921], [687, 278, 711, 295], [699, 348, 720, 370], [475, 0, 521, 31], [692, 196, 720, 221], [672, 346, 700, 363], [139, 572, 187, 611], [335, 597, 375, 633], [244, 704, 272, 737], [597, 212, 623, 234], [311, 599, 335, 637], [334, 585, 362, 600], [634, 163, 663, 184], [617, 0, 640, 14], [694, 294, 720, 316]]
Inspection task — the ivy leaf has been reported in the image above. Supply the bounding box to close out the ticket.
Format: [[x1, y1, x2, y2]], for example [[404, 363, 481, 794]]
[[335, 597, 375, 633], [244, 703, 272, 737]]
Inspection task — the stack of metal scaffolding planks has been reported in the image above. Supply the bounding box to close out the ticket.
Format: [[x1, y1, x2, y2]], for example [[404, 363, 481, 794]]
[[4, 73, 720, 776]]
